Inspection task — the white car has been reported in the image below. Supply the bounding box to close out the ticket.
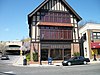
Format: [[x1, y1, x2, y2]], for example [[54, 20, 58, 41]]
[[1, 55, 9, 60]]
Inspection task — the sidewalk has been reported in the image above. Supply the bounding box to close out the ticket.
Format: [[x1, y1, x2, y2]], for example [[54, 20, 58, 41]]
[[13, 61, 100, 67], [89, 59, 100, 64], [13, 63, 58, 67], [13, 56, 24, 66], [12, 56, 100, 67]]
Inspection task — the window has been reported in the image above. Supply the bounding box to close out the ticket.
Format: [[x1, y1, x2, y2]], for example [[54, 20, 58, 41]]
[[83, 33, 86, 40], [32, 22, 35, 25], [98, 49, 100, 55], [41, 12, 45, 15], [92, 32, 100, 39], [37, 12, 40, 15], [79, 56, 84, 59], [41, 49, 48, 61], [50, 27, 54, 29], [46, 27, 49, 29], [37, 16, 40, 21], [40, 27, 45, 29], [50, 49, 63, 60], [40, 27, 72, 40], [33, 16, 36, 21], [41, 11, 71, 23]]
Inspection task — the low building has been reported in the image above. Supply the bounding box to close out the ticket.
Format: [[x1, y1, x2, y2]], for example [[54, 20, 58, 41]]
[[79, 23, 100, 59], [0, 40, 22, 55], [28, 0, 82, 64]]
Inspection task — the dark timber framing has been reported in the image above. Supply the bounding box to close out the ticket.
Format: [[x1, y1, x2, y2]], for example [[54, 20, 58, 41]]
[[28, 0, 82, 64]]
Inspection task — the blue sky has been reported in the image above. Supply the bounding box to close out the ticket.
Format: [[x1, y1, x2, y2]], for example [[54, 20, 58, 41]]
[[0, 0, 100, 41]]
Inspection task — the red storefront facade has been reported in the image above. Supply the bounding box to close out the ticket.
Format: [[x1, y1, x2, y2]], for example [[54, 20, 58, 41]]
[[91, 42, 100, 58], [91, 42, 100, 49]]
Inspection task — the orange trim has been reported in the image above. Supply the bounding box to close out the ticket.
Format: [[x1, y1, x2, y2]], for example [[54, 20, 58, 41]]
[[37, 22, 73, 27]]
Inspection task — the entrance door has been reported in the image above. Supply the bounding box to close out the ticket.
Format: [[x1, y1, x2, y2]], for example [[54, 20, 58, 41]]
[[41, 49, 48, 61], [64, 49, 71, 60]]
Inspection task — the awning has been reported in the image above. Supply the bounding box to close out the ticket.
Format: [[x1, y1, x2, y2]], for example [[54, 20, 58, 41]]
[[37, 22, 73, 27], [91, 42, 100, 48]]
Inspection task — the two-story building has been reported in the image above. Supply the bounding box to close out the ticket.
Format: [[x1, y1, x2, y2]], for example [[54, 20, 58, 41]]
[[79, 23, 100, 60], [28, 0, 82, 64]]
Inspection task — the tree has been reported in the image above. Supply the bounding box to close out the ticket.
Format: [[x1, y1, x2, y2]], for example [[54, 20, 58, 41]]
[[0, 42, 7, 55], [79, 20, 98, 26], [21, 38, 30, 52]]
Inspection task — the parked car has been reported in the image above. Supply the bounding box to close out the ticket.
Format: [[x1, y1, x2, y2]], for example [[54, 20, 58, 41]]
[[62, 56, 90, 66], [0, 55, 9, 60]]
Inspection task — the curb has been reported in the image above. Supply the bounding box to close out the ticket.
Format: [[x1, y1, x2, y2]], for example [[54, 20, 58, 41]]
[[12, 63, 62, 67], [89, 61, 100, 64], [12, 61, 100, 67]]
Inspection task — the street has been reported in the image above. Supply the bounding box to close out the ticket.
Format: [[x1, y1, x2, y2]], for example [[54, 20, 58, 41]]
[[0, 62, 100, 75], [0, 55, 20, 65]]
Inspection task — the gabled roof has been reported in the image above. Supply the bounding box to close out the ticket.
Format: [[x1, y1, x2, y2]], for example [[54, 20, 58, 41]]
[[28, 0, 48, 17], [28, 0, 82, 24]]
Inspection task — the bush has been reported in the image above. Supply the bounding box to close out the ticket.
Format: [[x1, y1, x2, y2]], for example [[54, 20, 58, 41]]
[[26, 53, 38, 62], [33, 53, 38, 61], [73, 52, 80, 56], [26, 53, 30, 62]]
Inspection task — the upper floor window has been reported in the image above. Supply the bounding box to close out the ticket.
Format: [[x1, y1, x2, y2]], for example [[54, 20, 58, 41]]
[[41, 12, 71, 23], [92, 32, 100, 39]]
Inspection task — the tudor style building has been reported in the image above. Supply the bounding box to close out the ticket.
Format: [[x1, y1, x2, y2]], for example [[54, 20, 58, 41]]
[[28, 0, 82, 64]]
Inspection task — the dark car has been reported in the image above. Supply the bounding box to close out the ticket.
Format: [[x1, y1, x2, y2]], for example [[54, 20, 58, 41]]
[[62, 56, 90, 66], [1, 55, 9, 60]]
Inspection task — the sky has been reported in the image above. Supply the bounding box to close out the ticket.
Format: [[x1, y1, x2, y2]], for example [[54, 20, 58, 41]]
[[0, 0, 100, 41]]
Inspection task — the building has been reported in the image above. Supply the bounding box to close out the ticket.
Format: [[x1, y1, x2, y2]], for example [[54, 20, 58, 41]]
[[0, 40, 22, 55], [28, 0, 82, 64], [79, 23, 100, 59]]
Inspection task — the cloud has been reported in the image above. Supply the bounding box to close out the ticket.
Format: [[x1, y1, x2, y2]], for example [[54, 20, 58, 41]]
[[5, 28, 9, 32]]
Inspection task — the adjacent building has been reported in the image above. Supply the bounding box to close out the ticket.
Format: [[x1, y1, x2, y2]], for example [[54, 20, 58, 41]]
[[28, 0, 82, 64], [79, 23, 100, 59], [0, 40, 22, 55]]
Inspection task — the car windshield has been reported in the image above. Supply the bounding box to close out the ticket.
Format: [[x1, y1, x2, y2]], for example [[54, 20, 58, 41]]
[[69, 57, 76, 60]]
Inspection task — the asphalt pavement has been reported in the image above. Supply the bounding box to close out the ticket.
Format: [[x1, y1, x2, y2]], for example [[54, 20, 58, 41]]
[[0, 54, 100, 67], [0, 55, 100, 75], [0, 63, 100, 75]]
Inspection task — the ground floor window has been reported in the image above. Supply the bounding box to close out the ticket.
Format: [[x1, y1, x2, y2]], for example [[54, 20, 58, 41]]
[[41, 49, 71, 61], [92, 49, 100, 55], [97, 49, 100, 55], [50, 49, 63, 60]]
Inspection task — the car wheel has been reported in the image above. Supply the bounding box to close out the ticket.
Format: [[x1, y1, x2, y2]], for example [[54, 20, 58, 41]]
[[68, 62, 71, 66], [84, 61, 87, 65]]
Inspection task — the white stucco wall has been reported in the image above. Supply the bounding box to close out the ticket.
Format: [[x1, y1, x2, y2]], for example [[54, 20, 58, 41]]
[[32, 26, 35, 40]]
